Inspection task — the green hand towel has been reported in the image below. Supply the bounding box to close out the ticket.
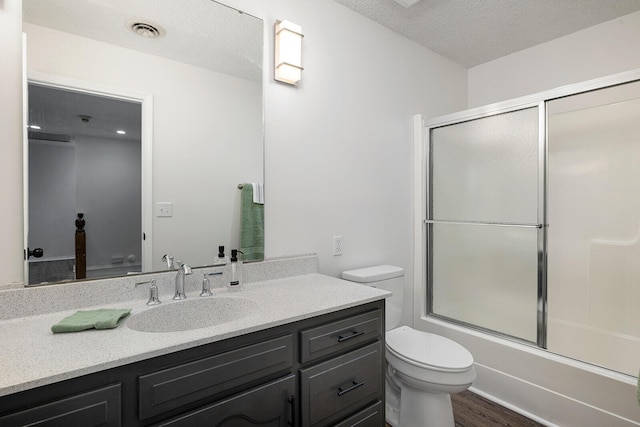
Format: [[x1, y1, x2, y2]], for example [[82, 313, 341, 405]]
[[51, 308, 131, 333], [240, 183, 264, 262]]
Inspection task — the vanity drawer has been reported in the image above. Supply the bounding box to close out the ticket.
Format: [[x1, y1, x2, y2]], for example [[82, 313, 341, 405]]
[[139, 334, 293, 420], [333, 400, 384, 427], [0, 384, 121, 427], [155, 374, 296, 427], [300, 342, 382, 427], [300, 310, 382, 363]]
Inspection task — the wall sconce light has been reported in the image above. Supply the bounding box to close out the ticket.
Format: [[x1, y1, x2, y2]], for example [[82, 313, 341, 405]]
[[274, 20, 304, 85]]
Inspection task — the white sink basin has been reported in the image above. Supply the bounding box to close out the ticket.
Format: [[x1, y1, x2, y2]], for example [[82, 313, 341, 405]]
[[126, 296, 259, 333]]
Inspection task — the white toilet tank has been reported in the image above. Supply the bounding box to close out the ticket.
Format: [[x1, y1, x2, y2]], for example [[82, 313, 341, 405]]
[[342, 265, 404, 330]]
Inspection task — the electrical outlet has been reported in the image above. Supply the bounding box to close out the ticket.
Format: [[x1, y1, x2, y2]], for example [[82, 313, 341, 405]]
[[333, 235, 343, 256]]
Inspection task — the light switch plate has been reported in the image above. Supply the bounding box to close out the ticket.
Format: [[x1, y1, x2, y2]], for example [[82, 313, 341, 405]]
[[156, 202, 173, 217]]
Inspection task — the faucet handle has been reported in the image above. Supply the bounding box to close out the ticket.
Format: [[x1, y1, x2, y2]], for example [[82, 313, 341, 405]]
[[135, 279, 161, 306], [201, 271, 223, 297]]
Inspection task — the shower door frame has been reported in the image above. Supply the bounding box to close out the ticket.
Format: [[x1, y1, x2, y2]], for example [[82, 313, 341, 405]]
[[416, 68, 640, 350]]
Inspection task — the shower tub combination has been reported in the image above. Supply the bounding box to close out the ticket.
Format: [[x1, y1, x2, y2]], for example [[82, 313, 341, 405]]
[[413, 70, 640, 426]]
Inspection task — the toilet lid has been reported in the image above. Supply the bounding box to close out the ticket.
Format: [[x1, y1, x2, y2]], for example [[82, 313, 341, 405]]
[[386, 326, 473, 372]]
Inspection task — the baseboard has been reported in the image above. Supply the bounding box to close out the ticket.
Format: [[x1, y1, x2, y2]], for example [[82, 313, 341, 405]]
[[471, 363, 640, 427]]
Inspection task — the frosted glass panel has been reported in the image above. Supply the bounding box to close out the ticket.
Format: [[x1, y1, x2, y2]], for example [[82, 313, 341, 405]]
[[546, 80, 640, 376], [431, 223, 538, 342], [430, 107, 539, 224]]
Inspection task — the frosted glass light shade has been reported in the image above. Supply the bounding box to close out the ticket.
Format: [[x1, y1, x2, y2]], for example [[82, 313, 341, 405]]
[[275, 20, 303, 85]]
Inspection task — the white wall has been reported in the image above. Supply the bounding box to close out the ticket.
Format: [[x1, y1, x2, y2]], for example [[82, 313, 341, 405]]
[[28, 140, 77, 259], [469, 11, 640, 108], [222, 0, 467, 316], [0, 0, 24, 287], [75, 135, 141, 269], [28, 134, 141, 272]]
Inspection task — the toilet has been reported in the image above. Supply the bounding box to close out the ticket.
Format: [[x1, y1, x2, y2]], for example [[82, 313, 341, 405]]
[[342, 265, 476, 427]]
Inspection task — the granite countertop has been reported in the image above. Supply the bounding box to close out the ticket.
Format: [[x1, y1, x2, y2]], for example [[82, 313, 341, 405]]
[[0, 273, 389, 397]]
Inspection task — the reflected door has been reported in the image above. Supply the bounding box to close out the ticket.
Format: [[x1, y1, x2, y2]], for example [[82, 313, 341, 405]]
[[26, 83, 143, 284]]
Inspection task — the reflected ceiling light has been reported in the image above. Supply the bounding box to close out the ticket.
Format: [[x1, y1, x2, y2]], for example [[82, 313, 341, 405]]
[[274, 20, 303, 85], [28, 124, 41, 130], [116, 130, 127, 135]]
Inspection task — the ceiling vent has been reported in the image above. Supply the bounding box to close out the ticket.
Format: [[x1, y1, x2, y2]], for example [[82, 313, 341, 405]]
[[127, 20, 165, 39]]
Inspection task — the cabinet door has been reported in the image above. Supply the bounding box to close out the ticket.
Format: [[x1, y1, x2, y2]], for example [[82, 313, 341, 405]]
[[156, 375, 296, 427], [300, 342, 382, 427], [140, 334, 293, 420], [0, 384, 121, 427]]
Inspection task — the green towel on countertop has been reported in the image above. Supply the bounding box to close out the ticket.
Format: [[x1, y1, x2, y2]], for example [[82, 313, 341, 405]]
[[240, 183, 264, 262], [51, 308, 131, 333]]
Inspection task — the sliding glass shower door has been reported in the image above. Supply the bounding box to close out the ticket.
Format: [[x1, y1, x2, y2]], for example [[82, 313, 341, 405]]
[[426, 73, 640, 375], [546, 81, 640, 376], [427, 107, 544, 344]]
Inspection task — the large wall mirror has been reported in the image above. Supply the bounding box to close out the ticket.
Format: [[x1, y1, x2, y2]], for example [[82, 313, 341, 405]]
[[22, 0, 264, 285]]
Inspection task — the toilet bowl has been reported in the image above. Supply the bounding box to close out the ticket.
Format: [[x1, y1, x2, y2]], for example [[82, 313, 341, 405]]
[[342, 265, 476, 427], [386, 326, 476, 426]]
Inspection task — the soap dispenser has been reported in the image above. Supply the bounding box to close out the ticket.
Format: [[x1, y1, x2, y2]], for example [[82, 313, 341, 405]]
[[227, 249, 244, 291], [214, 245, 228, 266]]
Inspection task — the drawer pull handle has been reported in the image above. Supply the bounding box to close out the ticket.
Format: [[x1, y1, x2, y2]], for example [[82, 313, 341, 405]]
[[288, 395, 297, 426], [337, 381, 365, 396], [337, 330, 365, 342]]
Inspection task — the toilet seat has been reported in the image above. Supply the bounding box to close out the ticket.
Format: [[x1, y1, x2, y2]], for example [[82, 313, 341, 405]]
[[386, 326, 473, 372]]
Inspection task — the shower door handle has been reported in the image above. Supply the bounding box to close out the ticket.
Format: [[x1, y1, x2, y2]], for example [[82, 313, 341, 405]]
[[424, 219, 543, 228]]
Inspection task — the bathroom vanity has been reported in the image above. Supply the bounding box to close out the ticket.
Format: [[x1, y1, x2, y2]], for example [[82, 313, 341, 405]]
[[0, 265, 388, 427]]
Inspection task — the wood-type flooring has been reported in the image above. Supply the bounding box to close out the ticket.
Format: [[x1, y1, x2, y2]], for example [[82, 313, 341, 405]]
[[385, 391, 545, 426], [452, 391, 544, 426]]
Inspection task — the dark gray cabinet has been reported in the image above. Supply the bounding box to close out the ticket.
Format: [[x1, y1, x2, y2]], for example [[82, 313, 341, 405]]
[[300, 310, 382, 363], [0, 300, 384, 426], [156, 375, 296, 427], [139, 335, 293, 420], [300, 342, 382, 426], [0, 384, 121, 427], [333, 401, 384, 427]]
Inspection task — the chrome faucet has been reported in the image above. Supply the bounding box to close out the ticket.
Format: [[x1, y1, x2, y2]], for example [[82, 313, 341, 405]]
[[173, 262, 192, 300], [162, 254, 175, 270]]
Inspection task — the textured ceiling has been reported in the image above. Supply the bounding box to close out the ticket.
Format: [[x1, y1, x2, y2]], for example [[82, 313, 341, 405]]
[[23, 0, 263, 82], [332, 0, 640, 68]]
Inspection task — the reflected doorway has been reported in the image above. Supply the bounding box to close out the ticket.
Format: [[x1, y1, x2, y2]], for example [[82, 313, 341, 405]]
[[26, 82, 143, 284]]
